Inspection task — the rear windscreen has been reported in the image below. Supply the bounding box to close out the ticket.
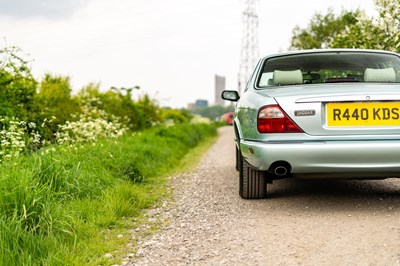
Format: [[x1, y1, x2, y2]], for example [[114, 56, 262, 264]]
[[257, 52, 400, 88]]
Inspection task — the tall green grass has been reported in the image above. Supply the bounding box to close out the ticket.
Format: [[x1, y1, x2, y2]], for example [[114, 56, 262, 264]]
[[0, 123, 217, 265]]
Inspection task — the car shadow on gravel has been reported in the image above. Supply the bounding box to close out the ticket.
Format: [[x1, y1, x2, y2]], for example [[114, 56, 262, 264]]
[[265, 178, 400, 211]]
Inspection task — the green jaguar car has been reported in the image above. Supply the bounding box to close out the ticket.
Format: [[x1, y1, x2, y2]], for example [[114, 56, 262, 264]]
[[222, 49, 400, 199]]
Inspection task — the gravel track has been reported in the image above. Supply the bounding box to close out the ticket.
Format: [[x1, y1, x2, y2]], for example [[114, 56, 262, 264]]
[[127, 126, 400, 266]]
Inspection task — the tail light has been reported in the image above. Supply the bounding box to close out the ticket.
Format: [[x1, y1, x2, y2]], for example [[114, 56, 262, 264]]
[[257, 105, 303, 133]]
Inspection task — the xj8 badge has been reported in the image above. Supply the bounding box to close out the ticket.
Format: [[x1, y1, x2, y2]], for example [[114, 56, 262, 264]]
[[294, 110, 316, 117]]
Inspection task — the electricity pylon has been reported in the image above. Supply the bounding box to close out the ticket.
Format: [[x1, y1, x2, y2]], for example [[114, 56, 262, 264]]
[[238, 0, 259, 94]]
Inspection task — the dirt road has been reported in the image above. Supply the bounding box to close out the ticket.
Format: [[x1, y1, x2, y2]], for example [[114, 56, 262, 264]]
[[129, 126, 400, 265]]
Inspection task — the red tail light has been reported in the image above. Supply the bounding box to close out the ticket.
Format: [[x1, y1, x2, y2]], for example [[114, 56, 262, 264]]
[[257, 105, 303, 133]]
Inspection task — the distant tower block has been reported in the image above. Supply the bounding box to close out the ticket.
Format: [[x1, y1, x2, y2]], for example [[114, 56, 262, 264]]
[[215, 74, 226, 106], [238, 0, 259, 94]]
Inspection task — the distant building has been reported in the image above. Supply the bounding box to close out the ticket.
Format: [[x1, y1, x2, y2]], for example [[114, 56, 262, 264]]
[[187, 99, 209, 110], [195, 99, 208, 108], [215, 75, 226, 106], [187, 103, 196, 110]]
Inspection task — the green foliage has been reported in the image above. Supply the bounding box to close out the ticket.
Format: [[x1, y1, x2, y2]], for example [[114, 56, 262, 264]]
[[55, 93, 128, 147], [0, 46, 37, 118], [36, 73, 79, 122], [332, 0, 400, 52], [290, 9, 360, 50], [0, 123, 217, 264], [0, 44, 196, 147], [0, 43, 220, 265], [191, 105, 234, 120], [79, 85, 161, 131], [0, 117, 41, 161], [136, 93, 161, 128], [160, 108, 192, 124], [290, 1, 400, 53], [34, 73, 80, 141]]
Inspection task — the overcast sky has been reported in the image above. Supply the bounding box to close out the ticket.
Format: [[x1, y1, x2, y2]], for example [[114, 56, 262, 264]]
[[0, 0, 376, 108]]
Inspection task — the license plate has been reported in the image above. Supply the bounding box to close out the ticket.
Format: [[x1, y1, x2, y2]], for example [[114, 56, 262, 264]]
[[326, 102, 400, 127]]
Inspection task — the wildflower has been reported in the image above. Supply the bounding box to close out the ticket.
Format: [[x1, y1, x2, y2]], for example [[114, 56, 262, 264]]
[[54, 97, 128, 147], [0, 116, 44, 161]]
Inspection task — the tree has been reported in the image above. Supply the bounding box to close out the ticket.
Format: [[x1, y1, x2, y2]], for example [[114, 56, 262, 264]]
[[136, 93, 161, 128], [290, 0, 400, 53], [160, 108, 192, 124], [0, 46, 37, 118], [79, 84, 161, 131], [34, 73, 79, 141], [290, 9, 360, 50], [36, 73, 79, 121], [332, 0, 400, 52]]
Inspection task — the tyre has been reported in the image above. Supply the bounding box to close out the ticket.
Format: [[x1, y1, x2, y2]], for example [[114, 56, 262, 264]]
[[239, 153, 267, 199], [235, 146, 240, 171]]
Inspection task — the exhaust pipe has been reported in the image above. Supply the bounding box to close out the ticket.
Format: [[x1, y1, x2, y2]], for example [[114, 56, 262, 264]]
[[274, 166, 288, 176], [269, 161, 291, 177]]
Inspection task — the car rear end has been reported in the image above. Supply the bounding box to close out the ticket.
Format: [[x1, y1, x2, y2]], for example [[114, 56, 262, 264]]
[[238, 50, 400, 180]]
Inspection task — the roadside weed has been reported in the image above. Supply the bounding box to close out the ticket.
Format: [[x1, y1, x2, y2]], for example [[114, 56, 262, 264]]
[[0, 123, 217, 265]]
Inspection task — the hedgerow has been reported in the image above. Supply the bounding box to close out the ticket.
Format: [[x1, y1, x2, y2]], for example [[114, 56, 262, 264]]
[[0, 44, 216, 265]]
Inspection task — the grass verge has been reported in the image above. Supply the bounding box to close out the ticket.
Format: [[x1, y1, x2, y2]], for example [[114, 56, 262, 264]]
[[0, 123, 218, 265]]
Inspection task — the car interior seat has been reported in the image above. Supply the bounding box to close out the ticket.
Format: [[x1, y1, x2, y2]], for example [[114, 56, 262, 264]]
[[364, 68, 396, 82], [273, 70, 303, 86]]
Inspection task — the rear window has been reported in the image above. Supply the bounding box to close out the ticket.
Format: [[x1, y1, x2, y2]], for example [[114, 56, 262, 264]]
[[257, 51, 400, 88]]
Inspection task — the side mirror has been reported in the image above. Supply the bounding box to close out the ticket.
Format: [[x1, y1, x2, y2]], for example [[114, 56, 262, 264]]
[[221, 90, 240, 102]]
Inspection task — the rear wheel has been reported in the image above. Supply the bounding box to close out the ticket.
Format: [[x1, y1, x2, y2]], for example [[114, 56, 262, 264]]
[[235, 146, 240, 171], [239, 153, 267, 199]]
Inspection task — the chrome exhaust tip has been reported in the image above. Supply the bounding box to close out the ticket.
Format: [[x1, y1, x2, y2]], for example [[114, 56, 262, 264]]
[[274, 166, 288, 176]]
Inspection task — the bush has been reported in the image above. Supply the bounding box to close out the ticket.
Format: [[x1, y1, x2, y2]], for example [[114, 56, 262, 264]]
[[0, 123, 217, 264]]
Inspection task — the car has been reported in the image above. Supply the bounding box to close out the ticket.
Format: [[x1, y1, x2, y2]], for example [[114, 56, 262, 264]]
[[219, 112, 234, 125], [222, 49, 400, 199]]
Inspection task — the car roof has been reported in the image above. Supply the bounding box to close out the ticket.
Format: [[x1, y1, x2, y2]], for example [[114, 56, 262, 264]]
[[261, 49, 400, 60]]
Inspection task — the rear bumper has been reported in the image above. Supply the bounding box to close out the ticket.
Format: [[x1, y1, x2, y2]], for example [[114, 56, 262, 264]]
[[240, 139, 400, 178]]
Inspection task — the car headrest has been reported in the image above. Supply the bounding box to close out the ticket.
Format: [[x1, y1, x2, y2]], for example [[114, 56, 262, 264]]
[[273, 70, 303, 86], [364, 68, 396, 82]]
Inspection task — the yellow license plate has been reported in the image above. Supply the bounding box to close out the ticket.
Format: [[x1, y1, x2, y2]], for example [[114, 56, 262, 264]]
[[327, 102, 400, 127]]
